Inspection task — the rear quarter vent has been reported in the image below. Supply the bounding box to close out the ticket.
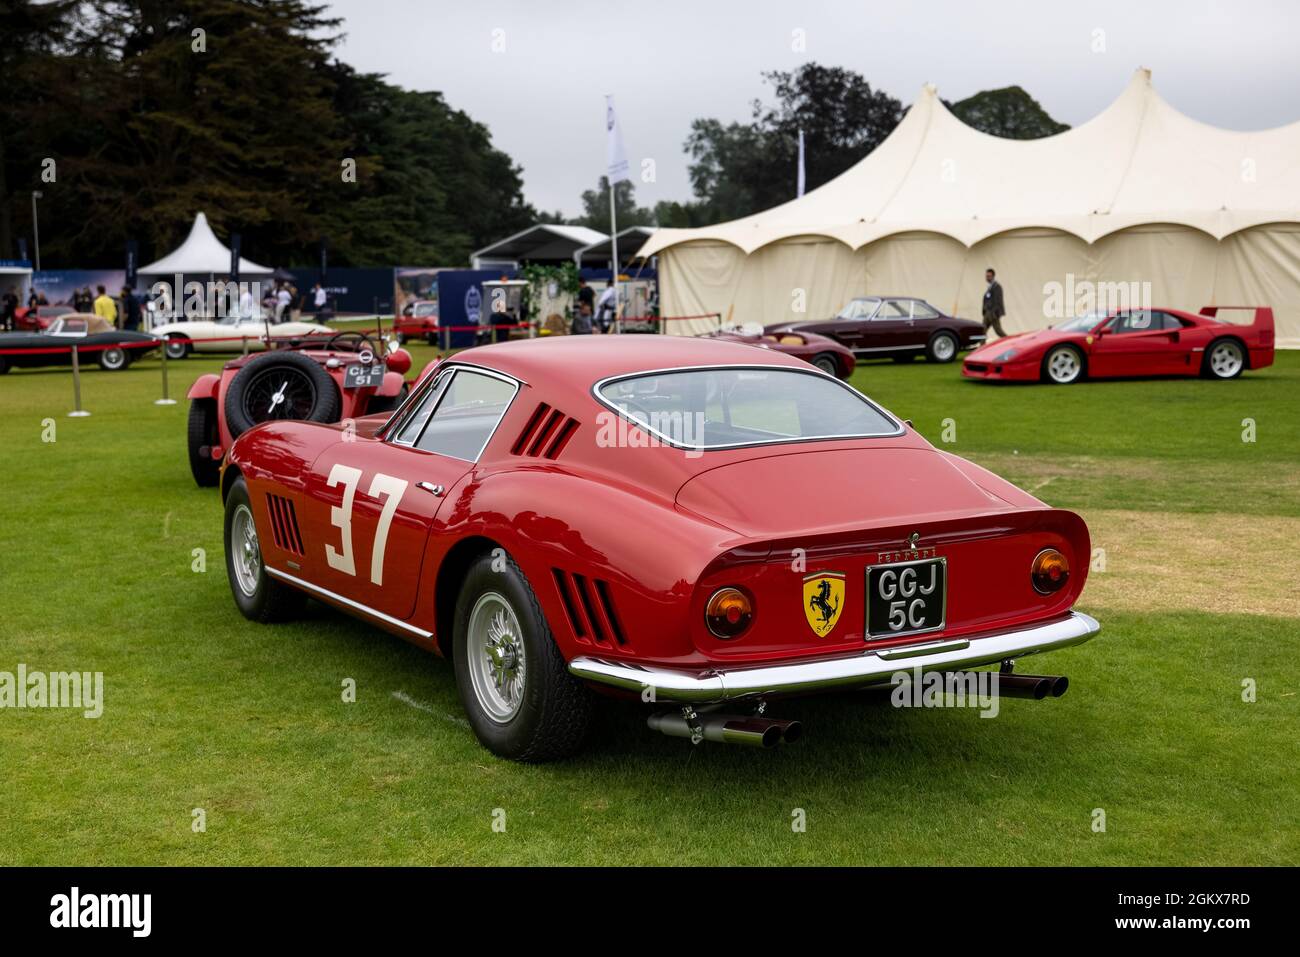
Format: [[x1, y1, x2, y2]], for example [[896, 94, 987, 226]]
[[552, 569, 626, 646], [511, 403, 579, 459]]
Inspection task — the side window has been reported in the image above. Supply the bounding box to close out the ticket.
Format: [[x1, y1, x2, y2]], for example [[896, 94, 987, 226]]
[[874, 300, 910, 319], [389, 369, 453, 446], [910, 301, 940, 319], [413, 370, 517, 460]]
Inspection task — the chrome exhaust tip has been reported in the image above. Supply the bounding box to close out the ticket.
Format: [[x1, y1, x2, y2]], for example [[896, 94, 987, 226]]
[[647, 712, 796, 748]]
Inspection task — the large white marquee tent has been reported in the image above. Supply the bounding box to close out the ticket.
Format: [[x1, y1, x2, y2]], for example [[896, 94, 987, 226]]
[[638, 69, 1300, 346]]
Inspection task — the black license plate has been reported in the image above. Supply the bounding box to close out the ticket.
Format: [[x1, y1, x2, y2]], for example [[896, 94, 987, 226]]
[[344, 362, 385, 389], [866, 557, 946, 639]]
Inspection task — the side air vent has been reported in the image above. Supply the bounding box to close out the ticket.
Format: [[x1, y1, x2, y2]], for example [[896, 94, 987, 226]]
[[511, 403, 579, 460], [552, 569, 626, 646], [265, 494, 304, 556]]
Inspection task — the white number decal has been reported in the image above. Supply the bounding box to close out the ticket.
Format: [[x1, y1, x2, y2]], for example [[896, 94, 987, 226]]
[[325, 465, 409, 585], [326, 464, 362, 576], [367, 473, 409, 586]]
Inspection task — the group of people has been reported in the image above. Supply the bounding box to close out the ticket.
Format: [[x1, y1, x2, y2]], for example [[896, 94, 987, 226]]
[[571, 278, 619, 335], [0, 283, 144, 331]]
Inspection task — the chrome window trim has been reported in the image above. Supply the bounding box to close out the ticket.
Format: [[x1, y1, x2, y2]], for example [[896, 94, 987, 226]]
[[381, 361, 522, 441], [590, 362, 904, 452], [390, 365, 520, 463]]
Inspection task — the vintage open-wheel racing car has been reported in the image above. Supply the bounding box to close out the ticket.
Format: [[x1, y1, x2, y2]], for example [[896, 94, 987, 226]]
[[186, 331, 412, 487]]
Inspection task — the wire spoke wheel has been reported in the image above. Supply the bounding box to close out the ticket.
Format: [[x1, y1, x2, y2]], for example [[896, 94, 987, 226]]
[[242, 366, 317, 423], [230, 503, 261, 597], [466, 592, 527, 723]]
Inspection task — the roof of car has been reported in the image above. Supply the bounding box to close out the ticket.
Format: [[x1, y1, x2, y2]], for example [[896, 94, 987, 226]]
[[451, 333, 808, 385]]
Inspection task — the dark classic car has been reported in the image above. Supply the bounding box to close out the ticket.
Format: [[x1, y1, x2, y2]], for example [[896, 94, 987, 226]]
[[767, 297, 986, 363], [700, 327, 856, 379], [0, 314, 159, 373]]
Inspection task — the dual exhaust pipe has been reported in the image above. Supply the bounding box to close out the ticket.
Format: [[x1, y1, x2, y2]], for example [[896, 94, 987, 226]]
[[648, 671, 1067, 749], [647, 712, 802, 749], [936, 671, 1069, 700]]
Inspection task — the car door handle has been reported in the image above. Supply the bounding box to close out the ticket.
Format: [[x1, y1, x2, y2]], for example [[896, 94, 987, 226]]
[[416, 482, 444, 497]]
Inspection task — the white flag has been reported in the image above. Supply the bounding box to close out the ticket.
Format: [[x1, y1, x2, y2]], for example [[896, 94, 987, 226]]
[[605, 94, 631, 185], [796, 128, 806, 197]]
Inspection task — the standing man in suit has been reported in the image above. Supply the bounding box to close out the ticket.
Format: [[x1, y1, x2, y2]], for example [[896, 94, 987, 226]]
[[982, 268, 1007, 338]]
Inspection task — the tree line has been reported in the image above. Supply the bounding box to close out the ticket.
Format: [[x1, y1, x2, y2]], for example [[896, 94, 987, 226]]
[[1, 3, 1070, 268], [0, 0, 538, 269]]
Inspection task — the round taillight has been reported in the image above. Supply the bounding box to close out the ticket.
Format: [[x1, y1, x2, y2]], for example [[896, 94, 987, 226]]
[[1031, 548, 1070, 594], [705, 587, 753, 639]]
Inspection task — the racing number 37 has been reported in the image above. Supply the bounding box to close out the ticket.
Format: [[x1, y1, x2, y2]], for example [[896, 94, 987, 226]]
[[325, 464, 409, 586]]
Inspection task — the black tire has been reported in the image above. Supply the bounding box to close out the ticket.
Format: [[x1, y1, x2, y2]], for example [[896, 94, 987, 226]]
[[926, 331, 960, 363], [425, 332, 438, 346], [1202, 337, 1246, 380], [98, 346, 128, 371], [164, 335, 191, 360], [810, 352, 839, 376], [367, 382, 409, 416], [224, 476, 306, 623], [394, 331, 407, 346], [1042, 344, 1086, 384], [0, 356, 9, 374], [453, 552, 594, 762], [188, 399, 221, 487], [223, 350, 341, 440]]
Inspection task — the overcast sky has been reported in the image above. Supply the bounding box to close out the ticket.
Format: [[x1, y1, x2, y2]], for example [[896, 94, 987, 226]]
[[327, 0, 1300, 218]]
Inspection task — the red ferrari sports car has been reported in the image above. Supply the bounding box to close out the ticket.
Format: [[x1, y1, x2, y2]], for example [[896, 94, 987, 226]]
[[221, 336, 1100, 761], [186, 332, 411, 487], [700, 326, 856, 379], [963, 306, 1275, 384]]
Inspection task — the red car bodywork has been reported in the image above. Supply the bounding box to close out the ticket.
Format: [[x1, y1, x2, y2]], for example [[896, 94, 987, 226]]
[[963, 306, 1275, 382], [223, 337, 1098, 716], [700, 328, 856, 379]]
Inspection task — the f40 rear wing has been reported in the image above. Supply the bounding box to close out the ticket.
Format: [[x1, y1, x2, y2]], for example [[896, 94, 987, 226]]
[[1198, 305, 1274, 330]]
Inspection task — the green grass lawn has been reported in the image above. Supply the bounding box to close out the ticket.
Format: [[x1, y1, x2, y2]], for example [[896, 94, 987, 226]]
[[0, 347, 1296, 865]]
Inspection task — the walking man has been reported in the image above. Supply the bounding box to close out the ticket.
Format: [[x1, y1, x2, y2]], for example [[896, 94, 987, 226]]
[[982, 268, 1007, 338]]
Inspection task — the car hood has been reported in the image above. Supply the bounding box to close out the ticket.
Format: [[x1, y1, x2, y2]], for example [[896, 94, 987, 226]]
[[966, 327, 1077, 360], [675, 446, 1020, 539]]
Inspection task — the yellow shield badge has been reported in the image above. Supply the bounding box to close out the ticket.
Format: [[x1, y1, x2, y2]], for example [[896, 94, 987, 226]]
[[803, 571, 846, 638]]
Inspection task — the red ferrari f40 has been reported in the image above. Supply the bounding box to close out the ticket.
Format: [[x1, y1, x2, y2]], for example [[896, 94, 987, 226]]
[[963, 305, 1274, 384], [222, 337, 1100, 760]]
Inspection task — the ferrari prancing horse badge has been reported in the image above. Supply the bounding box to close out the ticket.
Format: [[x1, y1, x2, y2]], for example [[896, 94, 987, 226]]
[[803, 571, 846, 638]]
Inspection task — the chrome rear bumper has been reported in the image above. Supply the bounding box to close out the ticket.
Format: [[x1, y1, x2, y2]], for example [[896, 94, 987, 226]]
[[568, 611, 1100, 704]]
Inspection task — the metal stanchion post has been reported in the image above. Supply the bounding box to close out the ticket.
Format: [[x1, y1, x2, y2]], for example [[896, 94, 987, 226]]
[[69, 345, 91, 417], [155, 338, 176, 405], [242, 335, 249, 356], [441, 326, 449, 352]]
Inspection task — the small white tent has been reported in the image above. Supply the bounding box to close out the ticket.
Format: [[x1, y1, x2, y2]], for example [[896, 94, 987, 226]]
[[639, 69, 1300, 346], [138, 212, 272, 276]]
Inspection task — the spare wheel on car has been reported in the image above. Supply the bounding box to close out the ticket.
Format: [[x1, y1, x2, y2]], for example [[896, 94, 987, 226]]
[[224, 351, 342, 439]]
